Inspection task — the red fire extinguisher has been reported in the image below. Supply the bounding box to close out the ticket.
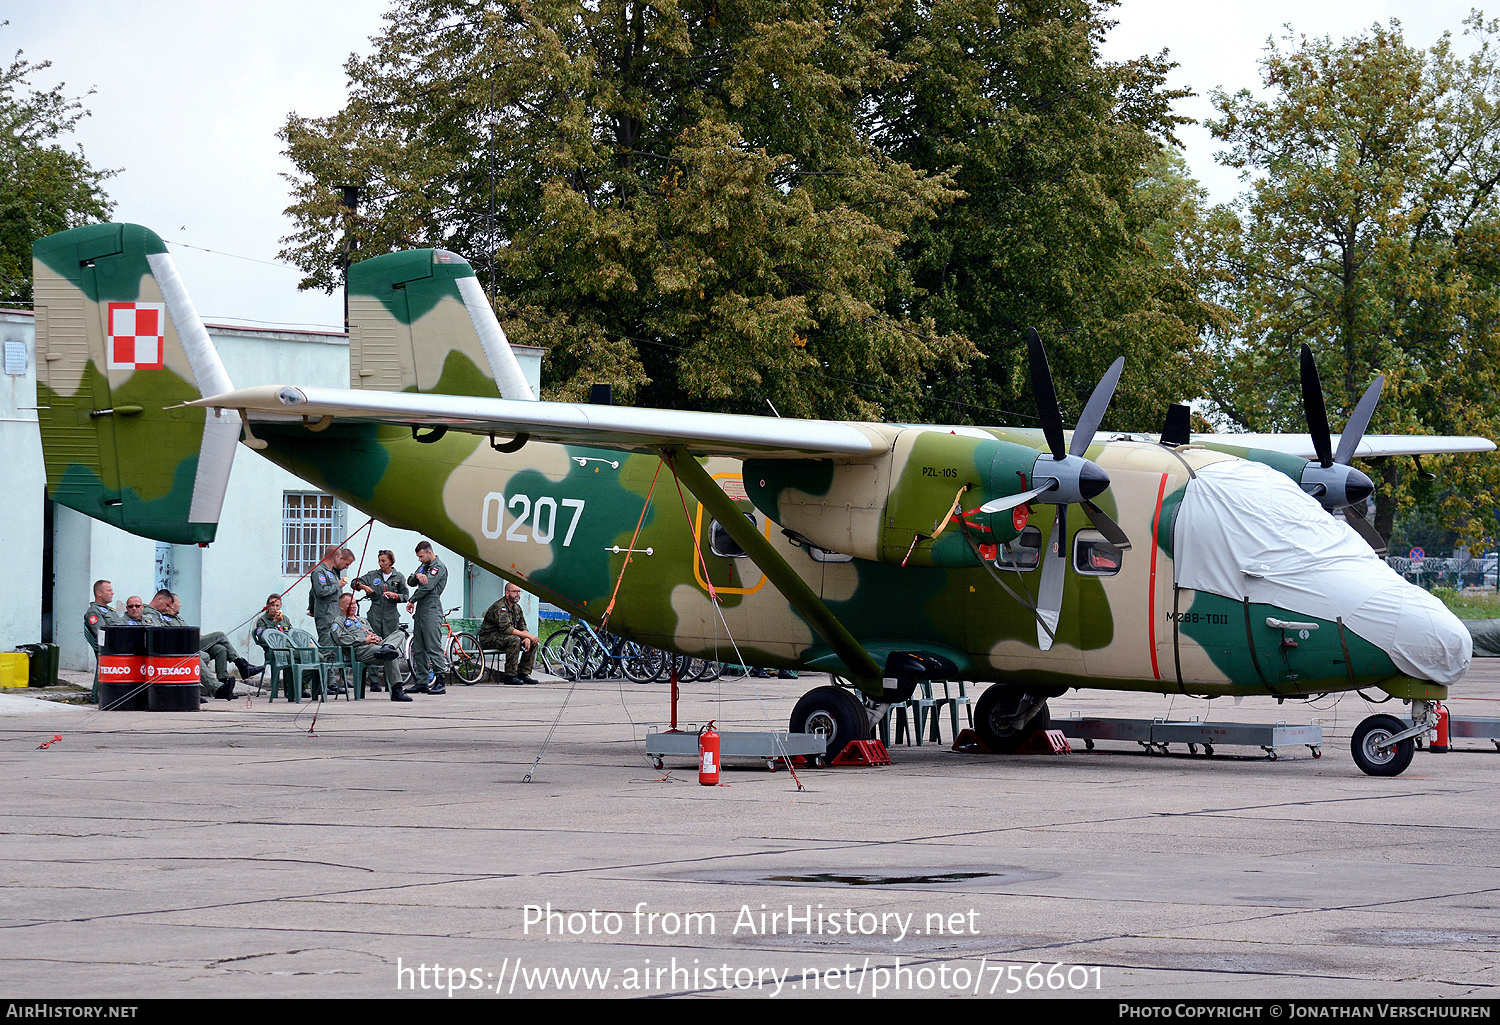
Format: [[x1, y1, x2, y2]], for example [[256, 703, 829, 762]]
[[699, 721, 720, 786], [1433, 703, 1450, 754]]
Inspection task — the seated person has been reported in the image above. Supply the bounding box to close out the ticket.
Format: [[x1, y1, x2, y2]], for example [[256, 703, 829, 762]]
[[252, 594, 293, 655], [331, 593, 410, 701], [150, 591, 263, 699], [479, 583, 540, 685]]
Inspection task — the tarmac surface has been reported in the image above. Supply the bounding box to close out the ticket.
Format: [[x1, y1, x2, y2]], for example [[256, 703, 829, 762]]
[[5, 661, 1500, 1000]]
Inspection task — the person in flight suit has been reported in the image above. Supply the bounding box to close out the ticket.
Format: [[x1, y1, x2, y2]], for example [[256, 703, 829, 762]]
[[84, 579, 124, 698], [405, 540, 448, 695], [332, 594, 409, 702], [151, 591, 263, 699], [355, 550, 407, 638], [252, 594, 294, 652], [310, 547, 353, 646], [479, 583, 540, 685]]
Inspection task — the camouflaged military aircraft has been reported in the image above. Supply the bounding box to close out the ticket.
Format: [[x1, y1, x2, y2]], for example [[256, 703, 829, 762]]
[[32, 223, 1496, 776]]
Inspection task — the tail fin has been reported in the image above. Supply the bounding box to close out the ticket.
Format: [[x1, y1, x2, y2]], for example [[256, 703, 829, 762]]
[[347, 248, 534, 400], [32, 223, 240, 544]]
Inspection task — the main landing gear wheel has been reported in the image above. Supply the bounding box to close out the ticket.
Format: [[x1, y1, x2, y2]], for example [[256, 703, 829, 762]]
[[789, 686, 871, 760], [974, 683, 1052, 753], [1352, 714, 1415, 777]]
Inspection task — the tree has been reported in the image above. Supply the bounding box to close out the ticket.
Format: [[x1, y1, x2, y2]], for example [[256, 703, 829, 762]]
[[280, 0, 972, 417], [0, 37, 115, 306], [871, 0, 1223, 431], [1204, 16, 1500, 546]]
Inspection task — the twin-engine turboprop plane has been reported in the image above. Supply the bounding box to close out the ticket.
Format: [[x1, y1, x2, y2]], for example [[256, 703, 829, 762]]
[[32, 224, 1495, 776]]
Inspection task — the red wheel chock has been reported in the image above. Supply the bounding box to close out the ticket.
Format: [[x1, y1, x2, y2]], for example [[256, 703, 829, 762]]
[[952, 728, 1071, 755], [831, 739, 891, 766]]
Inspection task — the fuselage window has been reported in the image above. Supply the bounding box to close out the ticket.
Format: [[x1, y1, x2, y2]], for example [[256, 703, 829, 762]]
[[993, 525, 1043, 571], [1073, 530, 1123, 576], [710, 513, 756, 558]]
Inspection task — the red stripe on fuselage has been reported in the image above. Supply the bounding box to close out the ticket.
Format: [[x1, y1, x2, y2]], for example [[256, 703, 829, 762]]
[[1148, 472, 1170, 681]]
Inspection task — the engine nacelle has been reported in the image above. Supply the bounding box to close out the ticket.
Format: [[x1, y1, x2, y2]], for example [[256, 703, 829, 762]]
[[744, 429, 1043, 567]]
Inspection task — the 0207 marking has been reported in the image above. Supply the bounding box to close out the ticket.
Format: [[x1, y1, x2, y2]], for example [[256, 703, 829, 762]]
[[481, 493, 586, 545]]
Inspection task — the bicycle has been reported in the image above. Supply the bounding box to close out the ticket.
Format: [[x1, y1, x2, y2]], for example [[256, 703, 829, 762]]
[[543, 618, 657, 682], [399, 605, 484, 685]]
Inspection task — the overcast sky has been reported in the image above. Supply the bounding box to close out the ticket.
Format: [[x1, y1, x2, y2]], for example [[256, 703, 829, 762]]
[[5, 0, 1486, 329]]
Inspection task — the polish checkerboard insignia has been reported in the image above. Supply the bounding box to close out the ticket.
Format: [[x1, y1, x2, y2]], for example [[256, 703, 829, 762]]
[[106, 302, 167, 370]]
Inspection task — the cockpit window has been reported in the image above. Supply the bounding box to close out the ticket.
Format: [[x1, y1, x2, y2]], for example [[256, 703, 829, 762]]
[[1073, 530, 1123, 576]]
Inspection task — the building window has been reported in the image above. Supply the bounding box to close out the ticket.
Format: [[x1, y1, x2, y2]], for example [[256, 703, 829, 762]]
[[282, 492, 336, 575]]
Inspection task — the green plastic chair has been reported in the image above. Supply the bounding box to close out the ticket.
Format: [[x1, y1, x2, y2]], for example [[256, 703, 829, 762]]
[[288, 629, 334, 700], [259, 631, 299, 701]]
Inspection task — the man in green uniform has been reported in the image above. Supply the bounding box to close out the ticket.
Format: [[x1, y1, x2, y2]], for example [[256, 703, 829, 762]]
[[310, 547, 352, 646], [405, 540, 448, 694], [151, 591, 263, 699], [479, 582, 540, 685], [332, 594, 409, 702], [355, 550, 407, 638], [84, 579, 124, 699]]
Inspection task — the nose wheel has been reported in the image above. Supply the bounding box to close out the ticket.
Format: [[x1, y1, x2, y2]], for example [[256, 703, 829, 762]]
[[1351, 713, 1416, 777]]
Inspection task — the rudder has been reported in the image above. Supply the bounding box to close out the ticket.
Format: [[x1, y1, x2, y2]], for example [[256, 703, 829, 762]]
[[33, 223, 240, 544]]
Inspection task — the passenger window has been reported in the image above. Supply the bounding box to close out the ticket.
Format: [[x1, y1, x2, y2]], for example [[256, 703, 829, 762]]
[[993, 526, 1042, 571], [1073, 530, 1123, 576], [710, 514, 756, 558]]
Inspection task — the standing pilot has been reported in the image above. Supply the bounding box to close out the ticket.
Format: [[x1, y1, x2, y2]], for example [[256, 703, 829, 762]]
[[310, 546, 352, 645], [405, 540, 448, 694], [356, 550, 407, 638]]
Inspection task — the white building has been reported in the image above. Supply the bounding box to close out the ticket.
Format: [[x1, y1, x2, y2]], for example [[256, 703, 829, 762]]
[[0, 309, 543, 673]]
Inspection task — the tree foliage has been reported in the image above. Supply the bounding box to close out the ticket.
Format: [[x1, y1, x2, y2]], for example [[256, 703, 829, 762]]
[[0, 34, 115, 306], [872, 0, 1223, 430], [281, 0, 971, 417], [280, 0, 1202, 423], [1204, 16, 1500, 544]]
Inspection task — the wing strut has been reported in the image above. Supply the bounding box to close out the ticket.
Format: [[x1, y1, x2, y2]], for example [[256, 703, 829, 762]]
[[663, 447, 884, 693]]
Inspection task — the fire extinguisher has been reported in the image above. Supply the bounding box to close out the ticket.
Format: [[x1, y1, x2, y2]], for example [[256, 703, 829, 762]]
[[699, 721, 720, 786]]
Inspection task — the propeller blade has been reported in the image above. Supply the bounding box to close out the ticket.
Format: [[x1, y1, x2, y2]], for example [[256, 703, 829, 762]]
[[1300, 344, 1334, 467], [1342, 504, 1389, 556], [1081, 500, 1132, 551], [1333, 375, 1385, 465], [1036, 505, 1067, 651], [1071, 357, 1125, 457], [979, 481, 1055, 515], [1028, 327, 1067, 460]]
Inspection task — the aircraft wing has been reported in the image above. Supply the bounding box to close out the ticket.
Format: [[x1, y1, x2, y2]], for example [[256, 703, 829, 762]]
[[1197, 433, 1496, 459], [190, 385, 893, 459]]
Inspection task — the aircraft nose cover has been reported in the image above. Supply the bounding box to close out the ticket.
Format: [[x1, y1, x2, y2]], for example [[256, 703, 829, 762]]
[[1174, 461, 1471, 685]]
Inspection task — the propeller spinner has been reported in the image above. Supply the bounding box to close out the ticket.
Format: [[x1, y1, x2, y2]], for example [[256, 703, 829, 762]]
[[980, 328, 1131, 650]]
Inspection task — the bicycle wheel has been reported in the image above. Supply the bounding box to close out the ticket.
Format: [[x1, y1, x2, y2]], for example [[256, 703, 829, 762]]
[[561, 628, 604, 680], [539, 632, 570, 678], [451, 632, 484, 684], [622, 643, 663, 684], [398, 632, 415, 684], [696, 660, 723, 682]]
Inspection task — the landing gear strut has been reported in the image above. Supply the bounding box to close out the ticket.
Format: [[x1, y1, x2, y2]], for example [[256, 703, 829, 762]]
[[1351, 700, 1435, 777]]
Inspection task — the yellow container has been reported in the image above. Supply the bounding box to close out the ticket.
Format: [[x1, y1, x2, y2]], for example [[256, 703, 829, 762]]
[[0, 651, 28, 688]]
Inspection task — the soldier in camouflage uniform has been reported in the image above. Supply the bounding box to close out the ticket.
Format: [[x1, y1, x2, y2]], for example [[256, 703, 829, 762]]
[[355, 550, 407, 637], [404, 540, 448, 694], [479, 582, 540, 685], [332, 594, 409, 701]]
